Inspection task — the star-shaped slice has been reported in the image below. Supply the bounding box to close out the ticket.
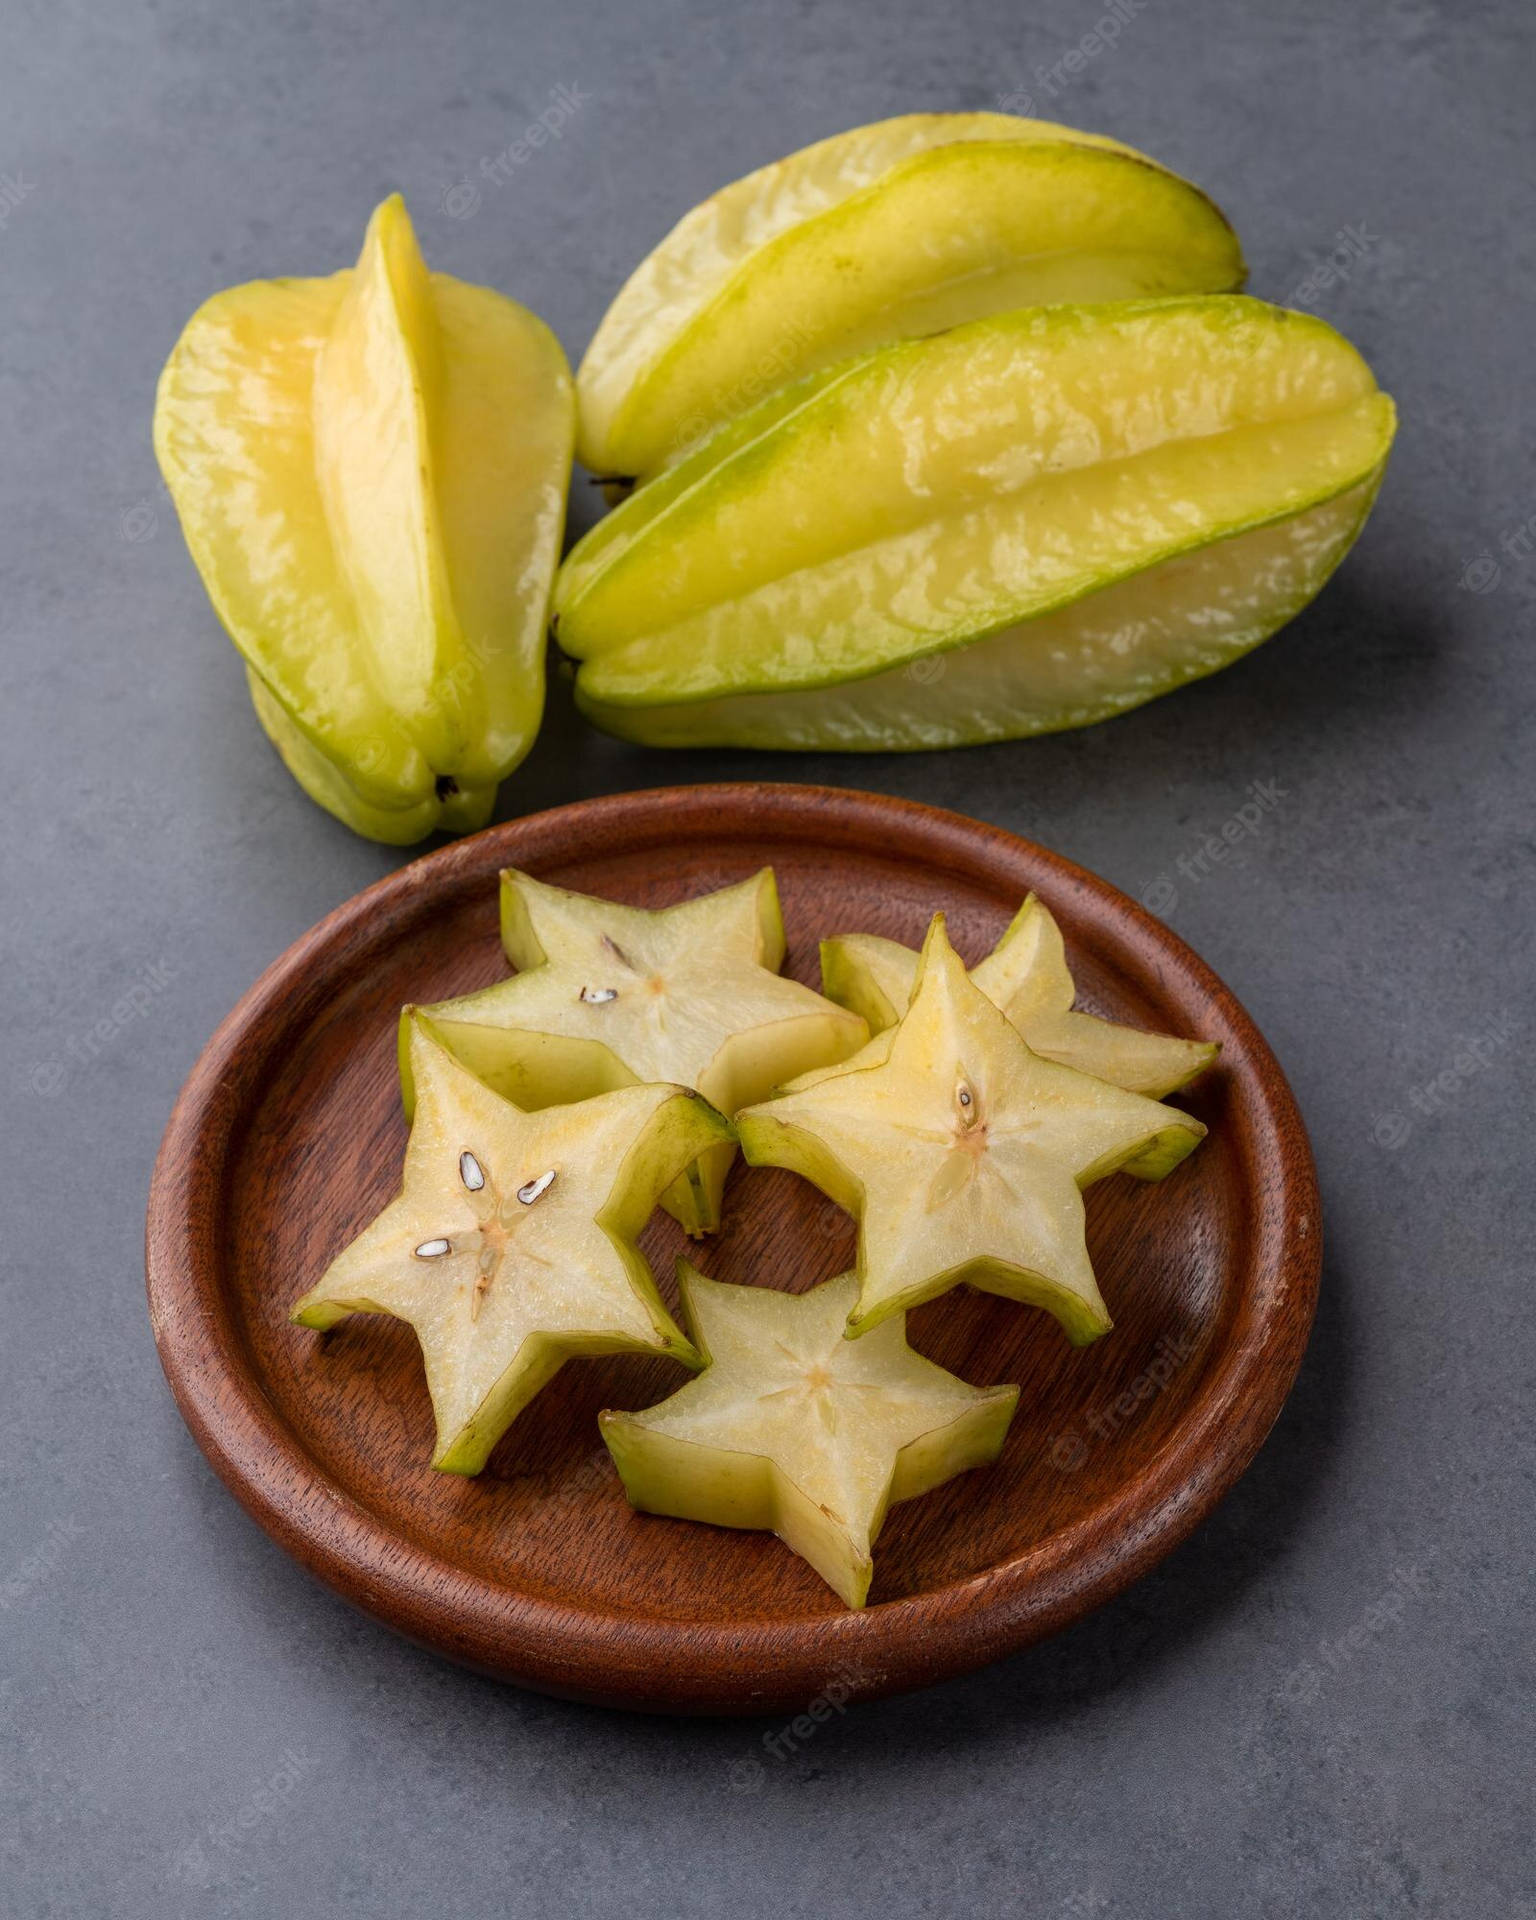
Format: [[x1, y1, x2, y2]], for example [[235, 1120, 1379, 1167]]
[[601, 1265, 1018, 1609], [821, 892, 1217, 1102], [291, 1014, 734, 1473], [736, 915, 1206, 1342], [405, 867, 867, 1234]]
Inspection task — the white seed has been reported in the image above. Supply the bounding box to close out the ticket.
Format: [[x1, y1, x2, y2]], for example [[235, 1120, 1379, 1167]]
[[459, 1150, 486, 1192], [517, 1169, 557, 1206], [414, 1238, 452, 1259], [580, 985, 618, 1004]]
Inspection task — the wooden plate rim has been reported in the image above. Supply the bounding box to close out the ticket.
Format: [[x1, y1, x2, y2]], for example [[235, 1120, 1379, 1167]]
[[145, 782, 1320, 1713]]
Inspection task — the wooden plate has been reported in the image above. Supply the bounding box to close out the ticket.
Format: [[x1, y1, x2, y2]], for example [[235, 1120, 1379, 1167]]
[[146, 783, 1319, 1715]]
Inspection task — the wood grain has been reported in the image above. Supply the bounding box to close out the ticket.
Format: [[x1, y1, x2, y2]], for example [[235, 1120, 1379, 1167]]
[[145, 783, 1320, 1714]]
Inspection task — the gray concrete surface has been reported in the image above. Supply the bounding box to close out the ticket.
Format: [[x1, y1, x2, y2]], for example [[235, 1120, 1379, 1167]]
[[2, 1, 1531, 1914]]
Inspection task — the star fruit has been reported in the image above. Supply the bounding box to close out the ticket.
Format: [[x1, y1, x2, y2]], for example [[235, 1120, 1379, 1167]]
[[821, 893, 1216, 1101], [291, 1016, 732, 1473], [557, 296, 1395, 751], [577, 111, 1243, 482], [405, 868, 868, 1236], [601, 1265, 1018, 1609], [154, 195, 574, 843], [736, 917, 1206, 1343]]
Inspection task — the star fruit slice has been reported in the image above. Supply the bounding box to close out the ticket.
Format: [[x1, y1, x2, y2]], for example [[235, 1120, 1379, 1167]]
[[577, 111, 1243, 481], [558, 297, 1395, 750], [736, 916, 1205, 1342], [154, 194, 574, 843], [821, 893, 1216, 1101], [291, 1015, 732, 1473], [404, 867, 868, 1236], [601, 1265, 1018, 1608]]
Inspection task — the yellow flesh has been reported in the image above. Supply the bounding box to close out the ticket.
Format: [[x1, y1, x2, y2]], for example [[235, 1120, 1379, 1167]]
[[574, 479, 1377, 749], [405, 868, 866, 1234], [822, 895, 1216, 1101], [601, 1267, 1018, 1607], [154, 196, 574, 839], [558, 298, 1394, 744], [561, 298, 1392, 696], [292, 1020, 731, 1473], [578, 113, 1242, 476], [738, 917, 1205, 1340]]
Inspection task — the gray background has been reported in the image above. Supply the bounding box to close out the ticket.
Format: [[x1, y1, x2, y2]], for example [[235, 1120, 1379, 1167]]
[[2, 1, 1531, 1914]]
